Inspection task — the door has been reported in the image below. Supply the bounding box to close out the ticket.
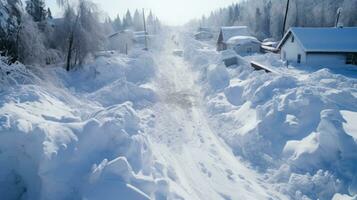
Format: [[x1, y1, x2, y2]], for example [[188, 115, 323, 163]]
[[297, 54, 301, 64]]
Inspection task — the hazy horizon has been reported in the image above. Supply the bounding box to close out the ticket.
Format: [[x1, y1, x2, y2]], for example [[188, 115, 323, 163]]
[[46, 0, 239, 25]]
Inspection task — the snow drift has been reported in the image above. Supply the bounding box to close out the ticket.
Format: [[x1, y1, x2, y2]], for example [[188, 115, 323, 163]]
[[0, 51, 168, 200], [180, 34, 357, 199]]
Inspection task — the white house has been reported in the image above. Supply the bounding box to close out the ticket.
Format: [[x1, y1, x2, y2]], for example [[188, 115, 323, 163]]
[[277, 27, 357, 66], [226, 36, 261, 56], [217, 26, 251, 51]]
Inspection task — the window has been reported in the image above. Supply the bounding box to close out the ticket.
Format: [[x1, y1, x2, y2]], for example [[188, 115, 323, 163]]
[[346, 53, 357, 65], [291, 36, 295, 43], [297, 54, 301, 64], [247, 47, 252, 54]]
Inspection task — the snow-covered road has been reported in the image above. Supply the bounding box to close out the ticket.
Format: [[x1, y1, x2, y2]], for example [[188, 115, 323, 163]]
[[143, 34, 286, 200], [2, 28, 356, 200]]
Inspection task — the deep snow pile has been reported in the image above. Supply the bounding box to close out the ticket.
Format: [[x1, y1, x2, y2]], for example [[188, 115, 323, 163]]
[[0, 52, 167, 200], [180, 33, 357, 199]]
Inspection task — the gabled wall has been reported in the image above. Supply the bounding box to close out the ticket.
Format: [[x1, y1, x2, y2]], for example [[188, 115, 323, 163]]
[[280, 33, 306, 64]]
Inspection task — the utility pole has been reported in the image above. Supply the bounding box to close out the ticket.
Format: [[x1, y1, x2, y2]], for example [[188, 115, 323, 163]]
[[142, 8, 148, 51], [282, 0, 290, 38]]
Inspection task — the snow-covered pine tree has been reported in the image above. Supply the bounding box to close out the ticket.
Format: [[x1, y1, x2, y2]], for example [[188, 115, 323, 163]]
[[146, 11, 155, 33], [113, 15, 122, 31], [25, 0, 46, 22], [47, 8, 53, 19], [197, 0, 357, 40], [0, 0, 23, 62], [123, 9, 132, 29], [133, 9, 143, 31]]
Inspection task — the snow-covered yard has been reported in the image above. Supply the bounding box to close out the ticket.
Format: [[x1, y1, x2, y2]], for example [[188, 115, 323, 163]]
[[0, 29, 357, 200]]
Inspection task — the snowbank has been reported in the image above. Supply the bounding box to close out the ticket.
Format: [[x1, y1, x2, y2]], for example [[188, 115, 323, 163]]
[[181, 33, 357, 199], [0, 50, 170, 199]]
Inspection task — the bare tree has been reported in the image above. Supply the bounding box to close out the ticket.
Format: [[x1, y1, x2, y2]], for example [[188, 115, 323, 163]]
[[54, 0, 105, 71]]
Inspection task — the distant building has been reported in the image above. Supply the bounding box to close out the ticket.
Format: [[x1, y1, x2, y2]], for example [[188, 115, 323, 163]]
[[195, 31, 213, 40], [277, 27, 357, 66], [226, 36, 261, 56], [217, 26, 250, 51], [108, 30, 134, 54], [194, 29, 213, 41]]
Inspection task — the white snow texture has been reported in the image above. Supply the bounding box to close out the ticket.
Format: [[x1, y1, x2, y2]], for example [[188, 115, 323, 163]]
[[0, 29, 357, 200]]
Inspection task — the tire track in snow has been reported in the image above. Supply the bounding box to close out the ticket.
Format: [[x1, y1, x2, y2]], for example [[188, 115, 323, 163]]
[[144, 32, 287, 200]]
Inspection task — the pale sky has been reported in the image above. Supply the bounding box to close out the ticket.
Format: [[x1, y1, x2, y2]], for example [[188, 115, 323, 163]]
[[46, 0, 238, 25]]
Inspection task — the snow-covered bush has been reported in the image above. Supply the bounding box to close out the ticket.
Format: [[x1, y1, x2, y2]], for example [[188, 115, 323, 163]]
[[17, 15, 47, 64], [0, 56, 39, 88]]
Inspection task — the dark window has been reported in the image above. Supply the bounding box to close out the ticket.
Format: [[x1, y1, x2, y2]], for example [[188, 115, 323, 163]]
[[297, 54, 301, 63], [247, 47, 252, 53], [291, 36, 295, 43], [346, 53, 357, 65]]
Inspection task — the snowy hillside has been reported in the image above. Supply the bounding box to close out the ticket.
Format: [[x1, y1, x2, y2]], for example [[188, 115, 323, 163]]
[[1, 28, 357, 200]]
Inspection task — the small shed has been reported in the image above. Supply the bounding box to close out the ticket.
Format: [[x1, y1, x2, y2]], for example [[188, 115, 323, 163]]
[[226, 36, 261, 56], [217, 26, 250, 51], [277, 27, 357, 66], [108, 30, 134, 54]]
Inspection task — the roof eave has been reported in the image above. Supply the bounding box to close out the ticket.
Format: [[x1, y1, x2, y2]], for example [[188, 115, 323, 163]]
[[277, 28, 308, 52], [277, 30, 292, 49]]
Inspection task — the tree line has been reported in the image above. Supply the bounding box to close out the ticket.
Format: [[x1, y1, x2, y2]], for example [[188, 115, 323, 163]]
[[108, 9, 161, 33], [198, 0, 357, 40], [0, 0, 161, 71]]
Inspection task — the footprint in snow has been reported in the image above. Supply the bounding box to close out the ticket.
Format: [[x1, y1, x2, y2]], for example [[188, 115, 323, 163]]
[[238, 174, 245, 180], [199, 162, 212, 178], [225, 169, 235, 181]]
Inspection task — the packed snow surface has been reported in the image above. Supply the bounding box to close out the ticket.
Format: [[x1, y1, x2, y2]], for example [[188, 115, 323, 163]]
[[1, 28, 357, 200]]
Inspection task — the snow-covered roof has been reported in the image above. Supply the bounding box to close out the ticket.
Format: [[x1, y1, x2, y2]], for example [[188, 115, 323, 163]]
[[219, 26, 250, 42], [195, 31, 212, 36], [226, 36, 260, 45], [108, 30, 133, 38], [278, 27, 357, 53], [198, 27, 212, 32], [134, 31, 148, 36]]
